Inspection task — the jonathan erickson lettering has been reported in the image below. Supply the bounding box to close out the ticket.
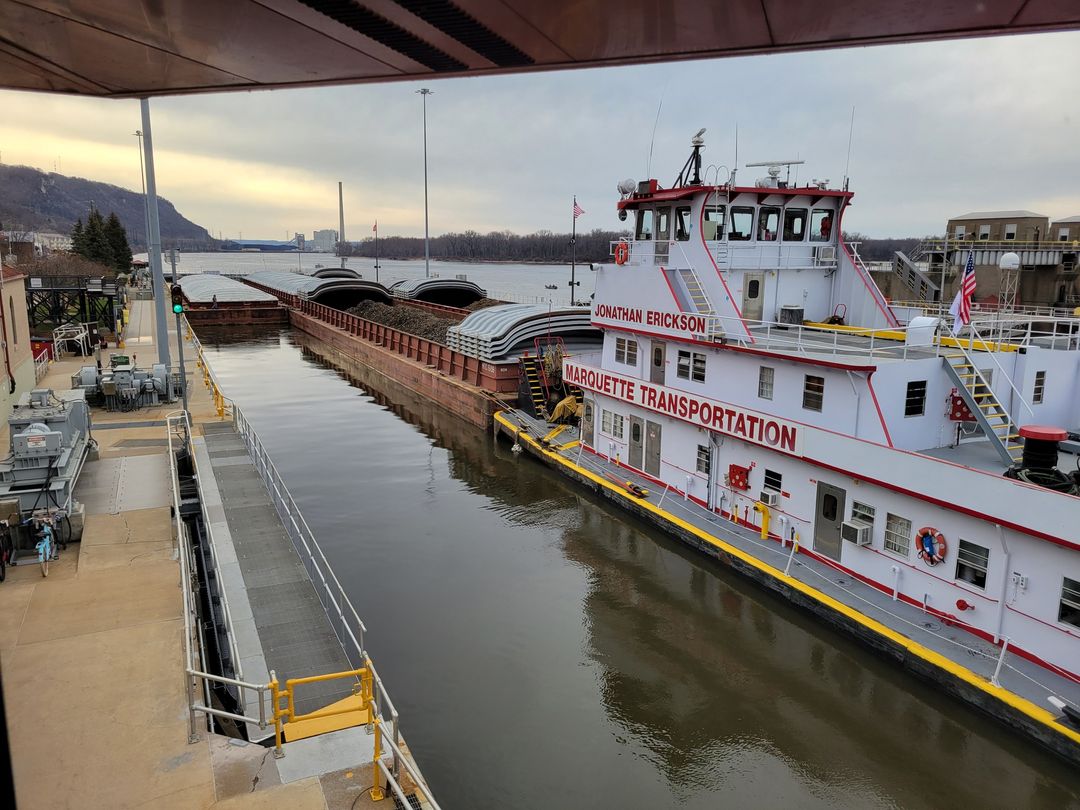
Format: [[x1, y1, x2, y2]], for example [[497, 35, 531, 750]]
[[565, 362, 802, 455], [593, 305, 709, 336]]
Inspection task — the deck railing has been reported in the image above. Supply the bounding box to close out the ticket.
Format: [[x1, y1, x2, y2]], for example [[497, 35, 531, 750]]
[[180, 320, 437, 803], [33, 348, 50, 382]]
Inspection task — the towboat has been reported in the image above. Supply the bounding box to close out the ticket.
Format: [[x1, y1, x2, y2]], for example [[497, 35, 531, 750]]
[[498, 131, 1080, 762]]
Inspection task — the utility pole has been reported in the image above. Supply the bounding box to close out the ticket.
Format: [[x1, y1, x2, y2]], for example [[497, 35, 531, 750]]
[[417, 88, 433, 278]]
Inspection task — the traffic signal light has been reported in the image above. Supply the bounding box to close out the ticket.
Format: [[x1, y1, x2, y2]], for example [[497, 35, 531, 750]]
[[170, 284, 184, 314]]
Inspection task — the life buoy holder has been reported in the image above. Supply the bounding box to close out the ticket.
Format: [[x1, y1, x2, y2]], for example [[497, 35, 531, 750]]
[[614, 242, 630, 265], [915, 527, 947, 566]]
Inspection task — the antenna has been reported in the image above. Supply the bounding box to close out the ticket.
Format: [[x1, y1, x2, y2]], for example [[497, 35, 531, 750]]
[[732, 123, 738, 187], [646, 90, 665, 179], [843, 106, 856, 190]]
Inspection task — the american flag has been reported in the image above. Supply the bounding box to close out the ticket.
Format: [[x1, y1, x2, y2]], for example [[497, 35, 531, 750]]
[[573, 200, 585, 220], [948, 250, 977, 332]]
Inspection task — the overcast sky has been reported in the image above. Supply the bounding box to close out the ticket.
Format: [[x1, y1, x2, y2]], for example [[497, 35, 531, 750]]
[[1, 31, 1077, 240]]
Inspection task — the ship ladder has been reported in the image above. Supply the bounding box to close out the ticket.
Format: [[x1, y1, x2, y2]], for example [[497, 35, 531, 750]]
[[521, 357, 549, 419], [942, 354, 1023, 466]]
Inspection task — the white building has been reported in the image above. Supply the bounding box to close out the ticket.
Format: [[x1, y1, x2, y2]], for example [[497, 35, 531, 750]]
[[312, 229, 338, 253]]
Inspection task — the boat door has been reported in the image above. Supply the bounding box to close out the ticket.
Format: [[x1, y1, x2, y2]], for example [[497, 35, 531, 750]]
[[650, 341, 666, 384], [706, 435, 720, 510], [582, 398, 594, 447], [628, 416, 644, 469], [654, 207, 671, 264], [742, 272, 765, 321], [644, 420, 662, 477], [814, 482, 846, 561]]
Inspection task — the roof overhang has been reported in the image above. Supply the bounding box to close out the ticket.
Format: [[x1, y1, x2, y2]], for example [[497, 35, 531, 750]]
[[2, 1, 1078, 99]]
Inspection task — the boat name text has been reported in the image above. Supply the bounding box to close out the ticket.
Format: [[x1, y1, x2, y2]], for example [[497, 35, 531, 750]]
[[564, 362, 802, 455], [593, 305, 708, 335]]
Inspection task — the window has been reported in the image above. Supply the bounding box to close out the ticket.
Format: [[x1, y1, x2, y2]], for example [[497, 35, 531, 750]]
[[851, 501, 876, 525], [8, 296, 15, 344], [758, 366, 775, 400], [978, 224, 991, 240], [802, 374, 825, 411], [747, 278, 760, 298], [636, 209, 654, 240], [702, 205, 725, 240], [677, 350, 707, 383], [758, 207, 781, 241], [1060, 228, 1071, 242], [696, 445, 711, 475], [675, 207, 692, 241], [905, 380, 927, 417], [601, 409, 624, 439], [1004, 223, 1017, 241], [810, 209, 833, 242], [884, 513, 912, 556], [1060, 577, 1080, 629], [655, 207, 671, 240], [729, 206, 754, 241], [783, 209, 807, 241], [954, 226, 966, 240], [1033, 370, 1046, 404], [822, 494, 838, 521], [615, 337, 638, 366], [763, 469, 782, 492], [955, 540, 990, 589], [652, 345, 664, 370]]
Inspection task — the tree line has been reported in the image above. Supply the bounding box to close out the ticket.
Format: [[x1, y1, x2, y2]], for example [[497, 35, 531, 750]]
[[337, 228, 920, 264], [338, 228, 631, 264], [70, 209, 133, 273]]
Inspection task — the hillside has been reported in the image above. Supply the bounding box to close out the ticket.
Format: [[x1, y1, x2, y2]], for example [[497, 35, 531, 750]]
[[0, 164, 212, 249]]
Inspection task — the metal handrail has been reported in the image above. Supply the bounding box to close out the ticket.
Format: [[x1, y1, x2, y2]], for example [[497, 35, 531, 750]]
[[166, 411, 272, 741], [182, 318, 437, 806]]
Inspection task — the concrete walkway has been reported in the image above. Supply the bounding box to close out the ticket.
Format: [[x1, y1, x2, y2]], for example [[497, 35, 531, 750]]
[[0, 299, 404, 809]]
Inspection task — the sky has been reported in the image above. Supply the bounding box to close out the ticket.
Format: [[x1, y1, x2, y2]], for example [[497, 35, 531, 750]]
[[0, 31, 1077, 241]]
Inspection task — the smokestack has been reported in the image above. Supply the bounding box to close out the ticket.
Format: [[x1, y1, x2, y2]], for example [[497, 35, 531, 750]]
[[338, 181, 346, 269]]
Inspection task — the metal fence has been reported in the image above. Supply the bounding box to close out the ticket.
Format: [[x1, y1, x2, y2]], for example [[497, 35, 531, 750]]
[[179, 320, 438, 805]]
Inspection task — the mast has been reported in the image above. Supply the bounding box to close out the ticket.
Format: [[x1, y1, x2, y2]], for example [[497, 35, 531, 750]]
[[570, 196, 577, 306]]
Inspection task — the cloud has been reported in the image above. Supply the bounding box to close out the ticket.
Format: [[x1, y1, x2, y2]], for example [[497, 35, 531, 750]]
[[0, 31, 1077, 238]]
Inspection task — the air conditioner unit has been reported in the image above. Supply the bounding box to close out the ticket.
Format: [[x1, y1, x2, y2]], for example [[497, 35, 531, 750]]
[[841, 521, 872, 546], [815, 245, 837, 263], [759, 489, 780, 507]]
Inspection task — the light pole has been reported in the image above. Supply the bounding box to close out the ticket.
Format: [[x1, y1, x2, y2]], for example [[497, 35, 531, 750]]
[[417, 88, 433, 278], [134, 131, 150, 266]]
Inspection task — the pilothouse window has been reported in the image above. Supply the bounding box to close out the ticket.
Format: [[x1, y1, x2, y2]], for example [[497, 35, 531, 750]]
[[702, 205, 726, 241], [783, 209, 807, 241], [810, 209, 833, 242], [655, 208, 671, 240], [675, 207, 692, 241], [729, 207, 754, 241], [758, 207, 780, 241], [636, 209, 654, 240]]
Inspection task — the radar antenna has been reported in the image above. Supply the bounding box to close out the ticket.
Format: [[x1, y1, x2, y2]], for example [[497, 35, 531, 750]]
[[674, 128, 707, 187]]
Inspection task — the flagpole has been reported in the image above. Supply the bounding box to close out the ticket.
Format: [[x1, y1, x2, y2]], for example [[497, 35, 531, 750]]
[[374, 222, 380, 284], [570, 195, 577, 306]]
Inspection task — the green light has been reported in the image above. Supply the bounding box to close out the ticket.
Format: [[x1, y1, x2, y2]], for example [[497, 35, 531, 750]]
[[172, 304, 184, 314]]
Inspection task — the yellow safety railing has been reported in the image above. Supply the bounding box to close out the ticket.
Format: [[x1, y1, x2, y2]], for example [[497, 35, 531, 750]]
[[270, 660, 393, 801]]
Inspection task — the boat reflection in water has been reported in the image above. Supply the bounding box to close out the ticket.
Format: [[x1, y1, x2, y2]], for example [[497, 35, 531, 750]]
[[201, 326, 1080, 810]]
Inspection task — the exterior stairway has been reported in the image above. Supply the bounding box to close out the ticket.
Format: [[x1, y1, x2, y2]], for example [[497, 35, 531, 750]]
[[678, 267, 714, 315], [894, 250, 940, 303], [520, 356, 549, 419], [942, 354, 1024, 466]]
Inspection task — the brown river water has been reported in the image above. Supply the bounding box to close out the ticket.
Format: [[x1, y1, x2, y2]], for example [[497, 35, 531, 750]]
[[200, 326, 1080, 810]]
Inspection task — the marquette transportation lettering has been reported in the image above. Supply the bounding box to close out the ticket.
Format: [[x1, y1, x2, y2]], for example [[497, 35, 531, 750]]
[[494, 133, 1080, 764]]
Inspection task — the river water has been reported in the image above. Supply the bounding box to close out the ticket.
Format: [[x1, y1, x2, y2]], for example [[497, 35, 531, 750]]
[[143, 251, 592, 306], [199, 325, 1080, 810]]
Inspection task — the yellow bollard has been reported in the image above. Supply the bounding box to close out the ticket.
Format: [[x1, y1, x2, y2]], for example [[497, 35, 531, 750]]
[[753, 501, 771, 541]]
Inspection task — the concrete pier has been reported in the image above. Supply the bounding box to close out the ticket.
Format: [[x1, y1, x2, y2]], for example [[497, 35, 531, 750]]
[[0, 299, 426, 808]]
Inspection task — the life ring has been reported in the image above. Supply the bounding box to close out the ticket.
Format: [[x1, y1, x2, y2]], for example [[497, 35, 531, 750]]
[[614, 242, 630, 265], [915, 527, 947, 566]]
